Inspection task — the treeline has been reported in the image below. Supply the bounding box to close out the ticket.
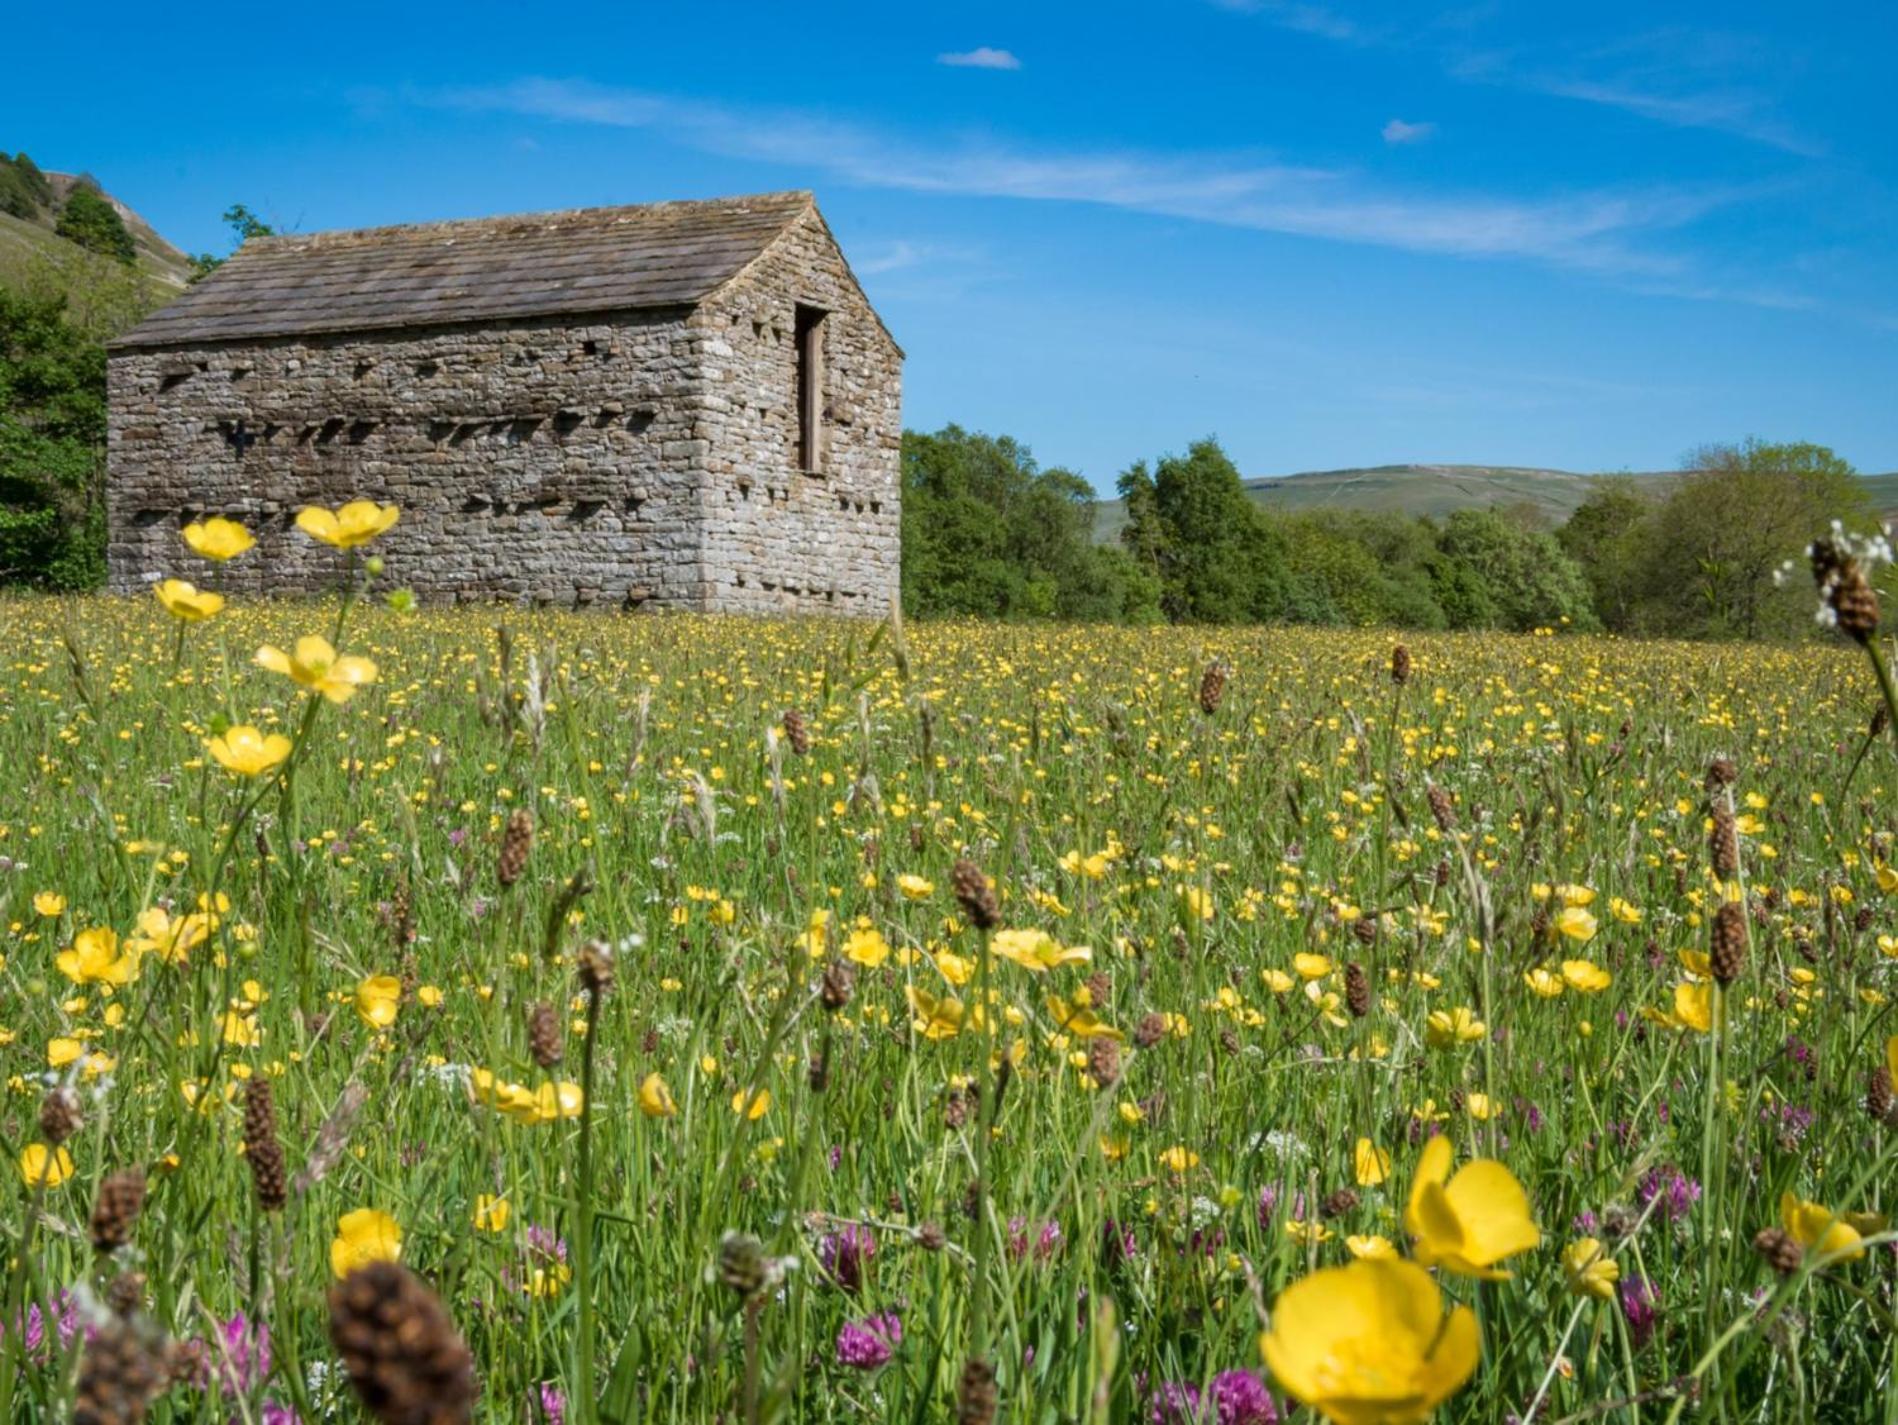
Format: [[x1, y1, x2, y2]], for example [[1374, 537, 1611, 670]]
[[1, 153, 140, 266], [902, 425, 1880, 639]]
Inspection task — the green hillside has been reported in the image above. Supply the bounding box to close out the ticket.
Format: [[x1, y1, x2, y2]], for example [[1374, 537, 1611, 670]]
[[1092, 462, 1898, 542], [0, 160, 193, 289]]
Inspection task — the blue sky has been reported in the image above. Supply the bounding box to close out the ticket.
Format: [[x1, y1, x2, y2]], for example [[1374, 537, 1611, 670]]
[[7, 0, 1897, 489]]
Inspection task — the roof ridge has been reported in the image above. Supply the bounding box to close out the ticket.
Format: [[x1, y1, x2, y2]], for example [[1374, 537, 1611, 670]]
[[247, 191, 814, 252]]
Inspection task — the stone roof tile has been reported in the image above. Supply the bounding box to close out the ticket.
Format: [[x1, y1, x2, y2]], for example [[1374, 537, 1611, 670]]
[[111, 191, 814, 349]]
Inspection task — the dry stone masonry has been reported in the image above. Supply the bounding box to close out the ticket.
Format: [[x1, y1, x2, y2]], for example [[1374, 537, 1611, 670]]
[[106, 191, 902, 613]]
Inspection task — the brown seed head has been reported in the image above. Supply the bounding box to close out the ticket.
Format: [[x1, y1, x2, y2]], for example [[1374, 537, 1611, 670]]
[[1344, 961, 1372, 1019], [951, 858, 1001, 931], [39, 1086, 81, 1145], [1704, 757, 1737, 792], [328, 1261, 478, 1425], [957, 1357, 999, 1425], [576, 939, 616, 997], [90, 1169, 147, 1255], [717, 1232, 767, 1299], [1426, 783, 1456, 833], [1868, 1065, 1893, 1124], [781, 708, 811, 756], [526, 1001, 563, 1069], [1321, 1187, 1361, 1220], [1709, 803, 1739, 880], [1709, 899, 1747, 987], [1390, 644, 1411, 686], [71, 1318, 166, 1425], [106, 1271, 146, 1320], [243, 1078, 288, 1212], [1198, 661, 1228, 716], [820, 959, 855, 1013], [1087, 1035, 1121, 1088], [916, 1220, 946, 1252], [1753, 1226, 1803, 1278], [496, 809, 534, 889]]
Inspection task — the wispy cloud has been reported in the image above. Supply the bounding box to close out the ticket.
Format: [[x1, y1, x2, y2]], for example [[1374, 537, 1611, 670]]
[[1206, 0, 1365, 44], [1453, 54, 1821, 156], [937, 47, 1021, 71], [1212, 4, 1818, 155], [1381, 118, 1435, 145], [420, 77, 1758, 287]]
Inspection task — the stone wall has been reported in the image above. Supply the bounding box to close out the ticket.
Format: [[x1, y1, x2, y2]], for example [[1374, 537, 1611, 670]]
[[693, 208, 904, 616], [107, 309, 706, 606], [105, 203, 903, 615]]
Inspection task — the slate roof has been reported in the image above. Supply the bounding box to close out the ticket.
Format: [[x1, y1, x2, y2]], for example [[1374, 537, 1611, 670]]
[[110, 191, 815, 349]]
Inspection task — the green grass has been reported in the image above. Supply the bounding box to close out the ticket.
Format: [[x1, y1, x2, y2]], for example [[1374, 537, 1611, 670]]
[[1, 577, 1896, 1423]]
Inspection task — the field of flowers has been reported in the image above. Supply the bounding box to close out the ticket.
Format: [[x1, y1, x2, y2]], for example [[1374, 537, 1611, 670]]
[[2, 507, 1896, 1425]]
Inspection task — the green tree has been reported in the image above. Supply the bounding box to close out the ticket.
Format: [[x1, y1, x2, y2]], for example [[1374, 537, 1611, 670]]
[[54, 185, 136, 265], [191, 203, 276, 280], [1641, 440, 1873, 640], [901, 425, 1153, 621], [0, 287, 109, 587], [1558, 478, 1660, 633], [1432, 508, 1599, 632], [1121, 437, 1288, 623]]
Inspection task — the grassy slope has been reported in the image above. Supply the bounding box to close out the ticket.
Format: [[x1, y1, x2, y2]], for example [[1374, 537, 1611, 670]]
[[1, 170, 193, 290], [1092, 463, 1898, 542]]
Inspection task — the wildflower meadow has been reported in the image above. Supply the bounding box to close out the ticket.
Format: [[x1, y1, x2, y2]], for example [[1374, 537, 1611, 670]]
[[2, 505, 1896, 1425]]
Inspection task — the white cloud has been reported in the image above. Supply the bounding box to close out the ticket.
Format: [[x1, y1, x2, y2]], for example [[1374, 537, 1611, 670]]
[[1381, 118, 1435, 145], [422, 77, 1754, 285], [1207, 0, 1363, 43], [937, 47, 1022, 71], [1211, 5, 1818, 155]]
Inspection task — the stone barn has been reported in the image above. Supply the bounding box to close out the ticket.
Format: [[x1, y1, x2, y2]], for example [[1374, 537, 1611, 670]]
[[106, 191, 902, 613]]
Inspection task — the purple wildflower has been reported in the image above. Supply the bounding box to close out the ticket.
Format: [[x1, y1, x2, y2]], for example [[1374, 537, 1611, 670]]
[[534, 1382, 567, 1425], [1209, 1370, 1277, 1424], [1150, 1371, 1276, 1424], [210, 1311, 271, 1395], [819, 1224, 875, 1294], [835, 1313, 901, 1370], [1255, 1185, 1279, 1231], [1620, 1278, 1658, 1350], [1636, 1165, 1701, 1223]]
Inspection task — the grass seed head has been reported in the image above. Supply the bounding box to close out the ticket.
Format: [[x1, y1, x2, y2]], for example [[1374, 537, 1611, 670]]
[[243, 1078, 288, 1212], [526, 1001, 563, 1069], [1710, 900, 1747, 986], [1753, 1226, 1803, 1277], [957, 1357, 999, 1425], [952, 858, 1001, 931], [576, 939, 616, 997], [328, 1261, 478, 1425], [71, 1318, 166, 1425], [781, 707, 811, 755], [39, 1085, 82, 1145], [496, 808, 534, 888], [90, 1168, 147, 1254]]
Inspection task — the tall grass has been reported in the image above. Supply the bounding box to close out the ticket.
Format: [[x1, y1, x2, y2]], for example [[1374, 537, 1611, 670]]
[[0, 591, 1893, 1423]]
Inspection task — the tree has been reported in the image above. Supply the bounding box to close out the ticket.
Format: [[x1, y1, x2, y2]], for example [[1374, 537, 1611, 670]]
[[1558, 478, 1660, 633], [0, 287, 109, 587], [1118, 437, 1289, 623], [191, 203, 277, 281], [900, 425, 1153, 621], [1642, 440, 1873, 640], [55, 186, 136, 265], [1432, 508, 1598, 632]]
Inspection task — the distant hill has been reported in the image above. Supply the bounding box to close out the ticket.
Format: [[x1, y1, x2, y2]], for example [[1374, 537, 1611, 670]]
[[0, 158, 194, 291], [1091, 462, 1898, 542]]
